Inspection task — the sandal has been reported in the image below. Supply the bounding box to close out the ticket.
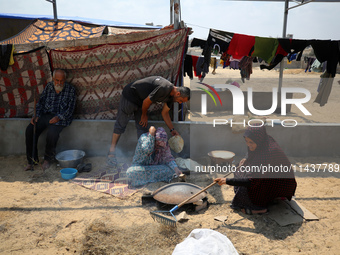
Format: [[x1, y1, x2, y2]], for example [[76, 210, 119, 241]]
[[242, 208, 268, 215], [77, 163, 92, 173], [107, 153, 118, 168]]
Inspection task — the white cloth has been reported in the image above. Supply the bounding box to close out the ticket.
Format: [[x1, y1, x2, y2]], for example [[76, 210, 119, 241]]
[[172, 229, 239, 255], [175, 157, 202, 172]]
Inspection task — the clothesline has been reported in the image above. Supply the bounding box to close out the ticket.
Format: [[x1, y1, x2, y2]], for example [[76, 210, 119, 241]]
[[185, 27, 340, 106]]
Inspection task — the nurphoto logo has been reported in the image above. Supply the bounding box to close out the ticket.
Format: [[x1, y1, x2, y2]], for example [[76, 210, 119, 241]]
[[200, 84, 312, 128]]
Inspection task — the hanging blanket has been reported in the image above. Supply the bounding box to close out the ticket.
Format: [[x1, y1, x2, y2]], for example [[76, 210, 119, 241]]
[[49, 28, 188, 120], [0, 47, 52, 118]]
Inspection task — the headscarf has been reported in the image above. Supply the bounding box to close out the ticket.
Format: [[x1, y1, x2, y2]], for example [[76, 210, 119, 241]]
[[152, 127, 175, 165], [241, 125, 297, 206], [242, 125, 293, 175]]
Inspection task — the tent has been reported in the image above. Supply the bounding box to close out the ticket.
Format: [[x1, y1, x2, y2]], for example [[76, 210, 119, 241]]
[[0, 14, 190, 120]]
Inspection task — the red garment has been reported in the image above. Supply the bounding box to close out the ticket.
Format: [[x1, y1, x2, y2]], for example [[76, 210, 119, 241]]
[[242, 125, 297, 207], [191, 55, 202, 79], [227, 33, 255, 59], [275, 43, 289, 57]]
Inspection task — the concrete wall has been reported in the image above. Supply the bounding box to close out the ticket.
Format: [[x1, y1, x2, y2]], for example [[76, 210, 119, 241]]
[[1, 119, 340, 161]]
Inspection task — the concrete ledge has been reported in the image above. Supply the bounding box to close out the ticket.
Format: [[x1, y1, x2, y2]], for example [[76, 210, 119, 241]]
[[0, 119, 190, 158], [1, 119, 339, 159]]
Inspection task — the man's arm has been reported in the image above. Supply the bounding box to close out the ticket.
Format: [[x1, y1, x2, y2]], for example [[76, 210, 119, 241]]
[[139, 96, 153, 127], [161, 103, 179, 136]]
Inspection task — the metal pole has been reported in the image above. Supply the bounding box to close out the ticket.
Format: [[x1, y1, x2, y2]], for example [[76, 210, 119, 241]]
[[170, 0, 173, 24], [46, 0, 58, 22], [173, 0, 181, 121], [53, 0, 58, 22], [278, 0, 289, 92], [174, 0, 180, 29], [277, 0, 289, 112]]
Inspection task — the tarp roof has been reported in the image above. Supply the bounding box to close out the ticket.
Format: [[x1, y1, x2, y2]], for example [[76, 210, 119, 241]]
[[0, 13, 160, 29], [0, 19, 106, 45]]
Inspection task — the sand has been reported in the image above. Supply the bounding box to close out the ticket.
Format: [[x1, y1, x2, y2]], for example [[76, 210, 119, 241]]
[[1, 66, 340, 254]]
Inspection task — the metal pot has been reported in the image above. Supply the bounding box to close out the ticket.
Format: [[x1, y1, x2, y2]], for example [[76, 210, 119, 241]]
[[55, 150, 85, 168]]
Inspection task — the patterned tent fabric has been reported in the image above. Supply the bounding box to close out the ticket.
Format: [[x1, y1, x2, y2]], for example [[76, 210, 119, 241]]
[[0, 19, 105, 45], [50, 28, 189, 120], [0, 47, 52, 118]]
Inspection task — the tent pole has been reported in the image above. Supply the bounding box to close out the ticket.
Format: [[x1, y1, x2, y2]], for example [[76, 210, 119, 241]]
[[174, 0, 180, 29], [170, 0, 173, 24], [277, 0, 289, 112], [53, 0, 58, 22], [46, 0, 58, 22], [173, 0, 181, 122]]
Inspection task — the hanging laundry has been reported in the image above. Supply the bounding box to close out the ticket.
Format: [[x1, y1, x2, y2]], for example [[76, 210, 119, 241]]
[[239, 56, 253, 83], [184, 54, 193, 79], [311, 40, 340, 77], [202, 43, 212, 78], [229, 57, 240, 70], [260, 38, 289, 70], [287, 53, 298, 63], [227, 33, 255, 59], [196, 56, 209, 81], [252, 37, 279, 64], [314, 72, 334, 106], [210, 57, 217, 74], [191, 55, 201, 79], [304, 57, 316, 72], [311, 58, 324, 73], [191, 38, 207, 49], [0, 44, 15, 71], [207, 28, 234, 54]]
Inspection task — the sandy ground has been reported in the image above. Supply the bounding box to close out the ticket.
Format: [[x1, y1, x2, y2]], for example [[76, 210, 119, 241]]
[[0, 155, 339, 255], [1, 66, 340, 254]]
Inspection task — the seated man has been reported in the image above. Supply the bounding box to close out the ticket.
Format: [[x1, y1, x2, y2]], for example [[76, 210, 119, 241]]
[[24, 69, 77, 171], [107, 76, 190, 167]]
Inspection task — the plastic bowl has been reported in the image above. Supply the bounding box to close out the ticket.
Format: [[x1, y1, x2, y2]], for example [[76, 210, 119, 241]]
[[60, 168, 78, 180], [56, 150, 85, 168]]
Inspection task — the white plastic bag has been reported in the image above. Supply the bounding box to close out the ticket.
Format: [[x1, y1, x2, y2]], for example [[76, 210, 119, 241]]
[[172, 228, 239, 255]]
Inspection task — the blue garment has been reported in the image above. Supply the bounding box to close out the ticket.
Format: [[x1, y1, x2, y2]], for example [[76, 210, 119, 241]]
[[126, 132, 177, 187], [36, 82, 76, 126]]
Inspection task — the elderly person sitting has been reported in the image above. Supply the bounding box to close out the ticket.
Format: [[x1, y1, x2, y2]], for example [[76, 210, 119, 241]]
[[24, 69, 76, 171], [126, 126, 182, 187]]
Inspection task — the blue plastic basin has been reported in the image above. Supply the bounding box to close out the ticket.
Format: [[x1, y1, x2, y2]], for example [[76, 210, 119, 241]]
[[60, 168, 78, 180]]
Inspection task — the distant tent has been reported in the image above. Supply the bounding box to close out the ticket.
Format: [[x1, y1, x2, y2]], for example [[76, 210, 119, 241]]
[[0, 19, 105, 45]]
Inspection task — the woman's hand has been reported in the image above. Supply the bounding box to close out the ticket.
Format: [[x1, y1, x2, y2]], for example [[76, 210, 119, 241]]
[[214, 178, 226, 186], [174, 167, 182, 176]]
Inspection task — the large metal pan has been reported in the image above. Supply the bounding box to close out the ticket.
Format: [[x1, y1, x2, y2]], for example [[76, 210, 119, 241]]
[[152, 182, 207, 205]]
